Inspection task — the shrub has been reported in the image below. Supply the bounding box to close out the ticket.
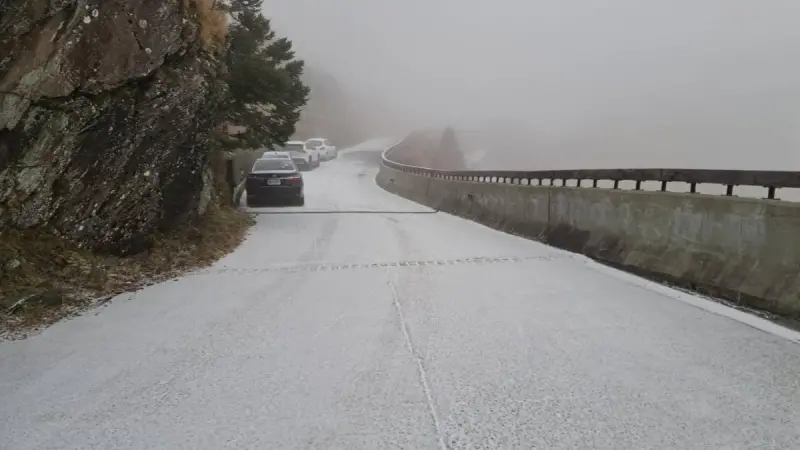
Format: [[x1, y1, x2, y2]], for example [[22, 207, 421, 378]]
[[186, 0, 228, 51]]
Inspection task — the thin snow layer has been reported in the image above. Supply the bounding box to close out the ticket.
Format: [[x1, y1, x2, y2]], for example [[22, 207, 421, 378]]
[[1, 146, 799, 449]]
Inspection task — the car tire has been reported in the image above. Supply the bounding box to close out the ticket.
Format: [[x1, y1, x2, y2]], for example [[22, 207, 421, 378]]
[[296, 197, 305, 206]]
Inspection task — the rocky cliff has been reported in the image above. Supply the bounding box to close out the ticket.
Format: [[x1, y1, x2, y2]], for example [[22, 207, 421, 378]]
[[0, 0, 226, 255]]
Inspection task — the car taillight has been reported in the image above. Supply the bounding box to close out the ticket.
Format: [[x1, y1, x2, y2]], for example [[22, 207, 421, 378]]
[[284, 175, 301, 185]]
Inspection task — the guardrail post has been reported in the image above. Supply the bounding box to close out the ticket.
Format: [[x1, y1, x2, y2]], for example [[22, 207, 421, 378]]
[[661, 181, 667, 192], [592, 179, 598, 188], [613, 180, 619, 190], [767, 186, 776, 199], [690, 182, 697, 193], [635, 180, 642, 191], [726, 185, 734, 196]]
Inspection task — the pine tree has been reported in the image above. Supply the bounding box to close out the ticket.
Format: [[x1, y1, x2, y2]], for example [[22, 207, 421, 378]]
[[221, 0, 309, 148]]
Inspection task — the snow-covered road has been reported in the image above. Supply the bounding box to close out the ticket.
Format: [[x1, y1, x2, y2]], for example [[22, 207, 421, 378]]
[[2, 141, 800, 449]]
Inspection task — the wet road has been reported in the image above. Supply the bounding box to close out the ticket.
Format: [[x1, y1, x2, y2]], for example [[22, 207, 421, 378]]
[[2, 140, 800, 449]]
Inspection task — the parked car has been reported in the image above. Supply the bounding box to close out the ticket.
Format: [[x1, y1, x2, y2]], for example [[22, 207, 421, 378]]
[[305, 138, 337, 161], [245, 158, 305, 206], [284, 140, 319, 170], [304, 139, 327, 160]]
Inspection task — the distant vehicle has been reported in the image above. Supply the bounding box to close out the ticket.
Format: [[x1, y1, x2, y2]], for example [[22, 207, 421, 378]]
[[246, 158, 305, 206], [305, 138, 337, 161], [284, 140, 319, 170]]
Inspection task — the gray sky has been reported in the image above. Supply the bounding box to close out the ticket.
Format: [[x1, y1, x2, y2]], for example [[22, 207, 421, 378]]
[[265, 0, 800, 169]]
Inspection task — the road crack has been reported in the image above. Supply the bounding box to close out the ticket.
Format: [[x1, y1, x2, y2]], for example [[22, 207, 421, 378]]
[[386, 276, 448, 450]]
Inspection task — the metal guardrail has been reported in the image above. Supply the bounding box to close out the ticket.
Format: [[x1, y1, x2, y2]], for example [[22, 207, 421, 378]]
[[381, 142, 800, 200]]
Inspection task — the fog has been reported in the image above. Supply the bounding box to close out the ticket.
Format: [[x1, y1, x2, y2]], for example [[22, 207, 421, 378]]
[[266, 0, 800, 170]]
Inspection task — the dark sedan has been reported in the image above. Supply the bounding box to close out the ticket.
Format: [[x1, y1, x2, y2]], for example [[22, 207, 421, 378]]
[[245, 158, 305, 206]]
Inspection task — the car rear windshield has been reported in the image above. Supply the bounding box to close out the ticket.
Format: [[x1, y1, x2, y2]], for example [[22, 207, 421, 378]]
[[262, 152, 290, 159], [307, 140, 323, 148], [285, 143, 305, 151], [252, 159, 296, 171]]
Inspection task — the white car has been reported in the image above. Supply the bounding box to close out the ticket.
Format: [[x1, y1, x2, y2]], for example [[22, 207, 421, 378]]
[[305, 138, 337, 161], [284, 140, 319, 170]]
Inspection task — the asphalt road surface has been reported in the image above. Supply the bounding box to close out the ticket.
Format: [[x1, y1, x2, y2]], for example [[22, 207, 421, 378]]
[[2, 139, 799, 449]]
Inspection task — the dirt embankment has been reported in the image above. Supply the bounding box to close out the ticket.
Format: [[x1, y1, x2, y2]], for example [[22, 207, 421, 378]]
[[1, 206, 253, 338]]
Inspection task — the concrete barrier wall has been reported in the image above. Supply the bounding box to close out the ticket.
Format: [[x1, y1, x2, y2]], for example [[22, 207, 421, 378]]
[[377, 163, 800, 318]]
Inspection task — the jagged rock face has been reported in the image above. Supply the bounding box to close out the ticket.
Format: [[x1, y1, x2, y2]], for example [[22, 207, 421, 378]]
[[0, 0, 225, 255]]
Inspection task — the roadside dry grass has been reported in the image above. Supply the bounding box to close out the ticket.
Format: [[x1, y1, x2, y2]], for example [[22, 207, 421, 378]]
[[187, 0, 228, 52], [0, 205, 253, 339]]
